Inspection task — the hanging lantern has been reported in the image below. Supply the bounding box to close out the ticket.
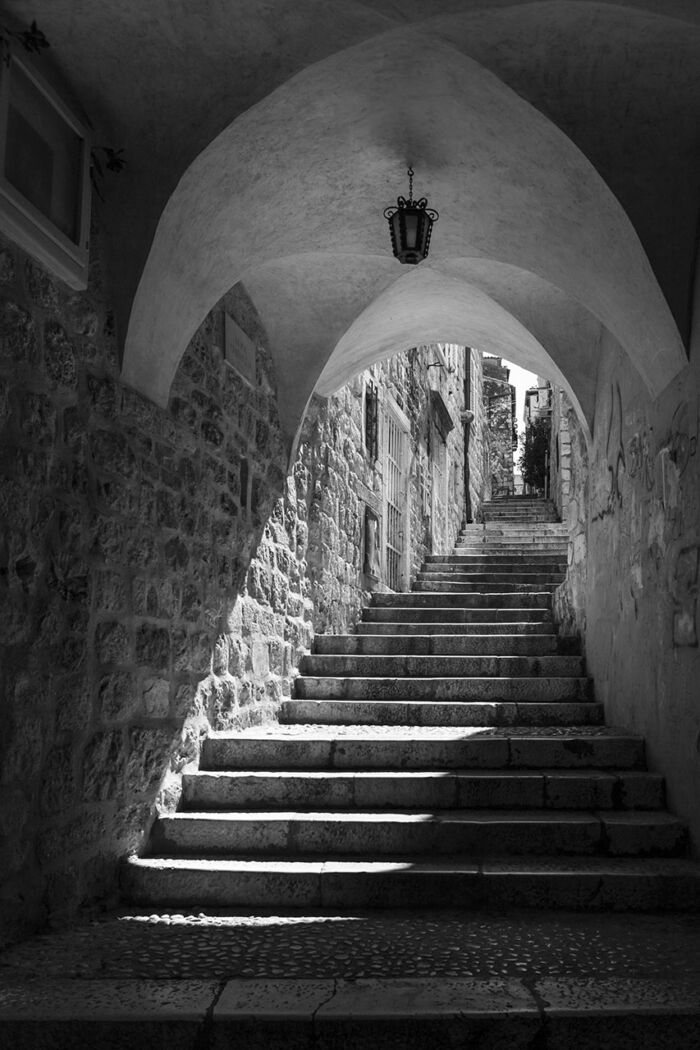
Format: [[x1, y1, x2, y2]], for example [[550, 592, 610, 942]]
[[383, 167, 439, 265]]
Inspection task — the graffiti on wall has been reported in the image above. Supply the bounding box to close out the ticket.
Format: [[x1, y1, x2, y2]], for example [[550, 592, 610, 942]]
[[627, 397, 698, 496], [591, 381, 625, 522], [666, 400, 698, 476], [627, 428, 654, 492], [667, 535, 699, 647]]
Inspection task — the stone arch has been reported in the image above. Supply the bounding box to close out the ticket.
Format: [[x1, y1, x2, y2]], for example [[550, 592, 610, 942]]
[[122, 25, 686, 446]]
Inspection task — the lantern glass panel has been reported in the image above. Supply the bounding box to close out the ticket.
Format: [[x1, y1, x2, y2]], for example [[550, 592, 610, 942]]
[[404, 210, 419, 249]]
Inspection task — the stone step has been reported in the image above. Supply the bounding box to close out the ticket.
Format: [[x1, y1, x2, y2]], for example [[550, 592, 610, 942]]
[[201, 727, 646, 771], [362, 607, 553, 623], [457, 541, 567, 549], [457, 532, 567, 539], [483, 499, 556, 507], [455, 550, 570, 558], [481, 508, 559, 516], [480, 516, 560, 523], [456, 532, 568, 540], [299, 654, 585, 678], [462, 521, 566, 529], [181, 768, 665, 811], [413, 580, 560, 593], [424, 556, 567, 569], [458, 533, 567, 542], [281, 699, 603, 727], [10, 973, 700, 1048], [371, 592, 552, 608], [147, 809, 687, 858], [314, 633, 578, 655], [417, 571, 565, 584], [358, 621, 557, 635], [123, 855, 700, 911], [294, 676, 591, 702]]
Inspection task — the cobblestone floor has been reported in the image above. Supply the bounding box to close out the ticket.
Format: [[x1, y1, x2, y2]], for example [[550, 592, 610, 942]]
[[3, 909, 700, 982]]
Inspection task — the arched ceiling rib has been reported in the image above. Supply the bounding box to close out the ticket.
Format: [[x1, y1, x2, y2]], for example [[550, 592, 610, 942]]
[[312, 267, 591, 440], [121, 26, 685, 445], [241, 254, 599, 441], [2, 0, 697, 447]]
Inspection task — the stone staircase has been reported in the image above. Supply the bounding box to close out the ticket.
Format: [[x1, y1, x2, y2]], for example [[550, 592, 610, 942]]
[[124, 498, 700, 911]]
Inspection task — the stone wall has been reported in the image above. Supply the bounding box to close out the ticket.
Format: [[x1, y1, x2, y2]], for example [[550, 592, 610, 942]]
[[0, 227, 292, 945], [548, 389, 571, 518], [558, 329, 700, 851], [0, 223, 467, 945], [552, 392, 588, 640], [463, 348, 490, 521]]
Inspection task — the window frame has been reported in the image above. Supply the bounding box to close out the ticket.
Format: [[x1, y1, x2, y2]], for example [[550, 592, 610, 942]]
[[0, 42, 92, 289]]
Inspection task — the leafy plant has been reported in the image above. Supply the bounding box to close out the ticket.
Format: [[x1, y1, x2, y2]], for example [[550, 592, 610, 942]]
[[15, 20, 49, 53], [90, 147, 127, 201], [519, 417, 551, 490], [1, 19, 50, 65]]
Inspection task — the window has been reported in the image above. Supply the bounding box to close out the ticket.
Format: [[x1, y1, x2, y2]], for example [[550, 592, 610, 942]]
[[364, 380, 379, 462], [0, 43, 91, 288]]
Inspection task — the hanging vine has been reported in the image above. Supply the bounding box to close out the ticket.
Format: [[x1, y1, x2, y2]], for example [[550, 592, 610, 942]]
[[0, 19, 127, 201], [0, 19, 50, 64], [90, 147, 127, 201]]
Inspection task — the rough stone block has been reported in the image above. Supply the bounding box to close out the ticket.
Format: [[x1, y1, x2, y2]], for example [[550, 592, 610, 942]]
[[0, 299, 37, 363], [82, 731, 125, 800], [0, 245, 16, 284], [126, 727, 176, 797], [95, 621, 132, 665], [135, 625, 170, 668], [99, 671, 138, 722], [43, 322, 77, 388]]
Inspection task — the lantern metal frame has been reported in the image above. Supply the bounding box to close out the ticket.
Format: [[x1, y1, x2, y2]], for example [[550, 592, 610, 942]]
[[383, 167, 439, 265]]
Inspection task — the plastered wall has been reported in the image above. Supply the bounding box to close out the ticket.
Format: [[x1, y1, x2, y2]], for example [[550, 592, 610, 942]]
[[559, 328, 700, 849]]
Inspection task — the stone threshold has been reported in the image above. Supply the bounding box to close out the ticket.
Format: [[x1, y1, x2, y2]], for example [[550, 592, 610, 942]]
[[2, 975, 700, 1048]]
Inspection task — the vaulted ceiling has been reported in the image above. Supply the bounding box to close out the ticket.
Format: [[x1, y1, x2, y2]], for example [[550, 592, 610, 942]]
[[6, 0, 699, 444]]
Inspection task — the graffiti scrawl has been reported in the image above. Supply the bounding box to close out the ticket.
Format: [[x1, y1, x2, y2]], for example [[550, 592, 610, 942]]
[[592, 381, 625, 523]]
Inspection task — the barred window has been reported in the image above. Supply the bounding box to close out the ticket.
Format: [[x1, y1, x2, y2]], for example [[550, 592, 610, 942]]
[[364, 381, 379, 462]]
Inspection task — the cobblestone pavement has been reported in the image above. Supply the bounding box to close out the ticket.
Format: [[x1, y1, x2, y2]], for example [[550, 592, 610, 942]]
[[3, 908, 700, 982]]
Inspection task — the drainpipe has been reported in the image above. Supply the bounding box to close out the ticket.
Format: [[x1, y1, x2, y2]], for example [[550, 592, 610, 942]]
[[461, 409, 475, 523]]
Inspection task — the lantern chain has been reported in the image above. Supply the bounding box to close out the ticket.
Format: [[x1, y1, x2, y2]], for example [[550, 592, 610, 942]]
[[407, 167, 414, 203]]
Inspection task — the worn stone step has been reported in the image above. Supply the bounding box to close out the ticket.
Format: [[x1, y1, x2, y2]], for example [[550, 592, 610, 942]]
[[362, 606, 553, 623], [457, 536, 567, 545], [453, 545, 568, 555], [299, 654, 585, 678], [480, 512, 559, 519], [294, 675, 592, 702], [413, 580, 560, 593], [123, 855, 700, 911], [456, 542, 567, 550], [181, 768, 665, 811], [417, 571, 565, 584], [462, 522, 566, 530], [457, 533, 567, 541], [424, 557, 567, 569], [201, 727, 646, 771], [483, 502, 557, 512], [147, 809, 687, 858], [358, 620, 558, 635], [281, 699, 602, 728], [371, 592, 552, 608], [11, 973, 700, 1049], [314, 633, 577, 655], [479, 519, 560, 526], [460, 524, 566, 531]]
